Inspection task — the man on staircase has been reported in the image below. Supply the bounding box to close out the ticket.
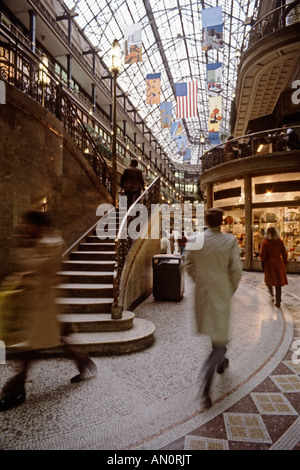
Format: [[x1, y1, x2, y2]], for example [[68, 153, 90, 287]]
[[120, 159, 145, 209]]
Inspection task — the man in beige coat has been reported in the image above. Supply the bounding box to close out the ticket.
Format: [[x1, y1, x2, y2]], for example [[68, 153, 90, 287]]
[[185, 208, 242, 410]]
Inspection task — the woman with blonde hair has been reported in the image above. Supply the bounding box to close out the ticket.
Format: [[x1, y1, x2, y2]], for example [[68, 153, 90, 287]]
[[260, 227, 288, 308]]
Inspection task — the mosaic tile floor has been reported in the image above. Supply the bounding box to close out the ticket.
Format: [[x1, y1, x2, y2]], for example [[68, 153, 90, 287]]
[[0, 271, 299, 450]]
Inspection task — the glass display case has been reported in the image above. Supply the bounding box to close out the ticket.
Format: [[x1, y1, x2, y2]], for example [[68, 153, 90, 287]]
[[221, 209, 246, 260], [252, 207, 300, 262]]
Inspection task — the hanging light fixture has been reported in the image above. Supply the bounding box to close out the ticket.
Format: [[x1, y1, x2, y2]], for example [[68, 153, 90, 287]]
[[110, 39, 122, 74]]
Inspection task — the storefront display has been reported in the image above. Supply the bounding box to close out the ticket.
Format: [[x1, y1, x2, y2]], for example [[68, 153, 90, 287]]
[[211, 173, 300, 269], [221, 210, 246, 259]]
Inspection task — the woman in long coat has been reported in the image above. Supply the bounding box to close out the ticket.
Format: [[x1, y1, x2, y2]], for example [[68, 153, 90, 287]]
[[260, 226, 288, 308]]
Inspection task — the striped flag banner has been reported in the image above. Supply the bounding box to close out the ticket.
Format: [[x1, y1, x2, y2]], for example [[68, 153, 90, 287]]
[[175, 81, 198, 119]]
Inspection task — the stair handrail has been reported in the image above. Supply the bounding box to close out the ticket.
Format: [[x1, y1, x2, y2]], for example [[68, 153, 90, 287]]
[[112, 177, 161, 319], [58, 89, 113, 193]]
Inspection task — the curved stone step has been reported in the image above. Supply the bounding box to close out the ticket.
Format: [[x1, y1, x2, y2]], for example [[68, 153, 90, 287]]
[[58, 311, 135, 332], [65, 318, 155, 355]]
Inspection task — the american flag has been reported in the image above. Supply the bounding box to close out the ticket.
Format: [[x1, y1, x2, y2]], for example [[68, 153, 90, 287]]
[[175, 81, 198, 119]]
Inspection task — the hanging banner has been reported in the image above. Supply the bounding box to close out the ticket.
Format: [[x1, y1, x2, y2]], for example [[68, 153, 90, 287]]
[[201, 7, 223, 51], [146, 73, 161, 104], [171, 121, 182, 139], [160, 102, 172, 128], [175, 81, 198, 119], [124, 23, 142, 64], [207, 63, 222, 96], [208, 122, 220, 145], [209, 95, 222, 125], [183, 149, 191, 164], [177, 136, 187, 155]]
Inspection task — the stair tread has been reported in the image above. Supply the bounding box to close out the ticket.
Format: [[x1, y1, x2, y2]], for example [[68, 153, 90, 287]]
[[58, 271, 114, 276], [80, 243, 115, 246], [57, 283, 113, 289], [72, 251, 115, 254], [63, 260, 115, 265], [57, 297, 113, 304], [58, 311, 134, 322], [67, 318, 155, 344]]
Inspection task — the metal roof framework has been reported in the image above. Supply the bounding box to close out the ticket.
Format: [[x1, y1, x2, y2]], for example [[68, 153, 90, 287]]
[[63, 0, 258, 165]]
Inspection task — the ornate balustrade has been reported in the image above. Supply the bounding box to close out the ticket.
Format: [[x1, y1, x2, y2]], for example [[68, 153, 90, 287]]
[[245, 1, 300, 49], [201, 127, 300, 173], [112, 177, 161, 318], [0, 28, 112, 191]]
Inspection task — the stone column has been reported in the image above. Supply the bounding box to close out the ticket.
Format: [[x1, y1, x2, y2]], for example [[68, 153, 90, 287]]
[[29, 10, 36, 53], [206, 182, 213, 209], [244, 175, 252, 270]]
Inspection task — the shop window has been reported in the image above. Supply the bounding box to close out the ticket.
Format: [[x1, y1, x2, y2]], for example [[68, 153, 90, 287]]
[[252, 207, 300, 262], [221, 209, 246, 260]]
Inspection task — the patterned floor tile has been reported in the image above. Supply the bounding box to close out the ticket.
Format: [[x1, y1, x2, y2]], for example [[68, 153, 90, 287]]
[[184, 435, 229, 450], [223, 413, 272, 443], [283, 360, 300, 375], [251, 392, 298, 415], [270, 374, 300, 393]]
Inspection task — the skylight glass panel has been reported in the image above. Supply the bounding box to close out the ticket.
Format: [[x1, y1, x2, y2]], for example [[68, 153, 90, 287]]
[[63, 0, 257, 165]]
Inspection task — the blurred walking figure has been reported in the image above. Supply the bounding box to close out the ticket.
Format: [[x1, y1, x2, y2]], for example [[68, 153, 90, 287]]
[[185, 208, 242, 410], [260, 226, 288, 308], [0, 211, 96, 412], [120, 158, 145, 209], [177, 231, 187, 256], [160, 230, 171, 254]]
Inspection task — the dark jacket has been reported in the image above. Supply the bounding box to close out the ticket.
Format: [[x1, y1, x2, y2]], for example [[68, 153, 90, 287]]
[[121, 166, 144, 193]]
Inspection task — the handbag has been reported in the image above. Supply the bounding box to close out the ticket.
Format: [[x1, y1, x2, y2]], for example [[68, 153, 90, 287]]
[[0, 273, 31, 346]]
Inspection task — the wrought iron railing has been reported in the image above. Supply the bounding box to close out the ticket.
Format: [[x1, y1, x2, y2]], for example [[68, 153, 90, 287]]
[[0, 29, 112, 191], [112, 177, 161, 318], [201, 126, 300, 173], [58, 90, 112, 191], [245, 1, 300, 49]]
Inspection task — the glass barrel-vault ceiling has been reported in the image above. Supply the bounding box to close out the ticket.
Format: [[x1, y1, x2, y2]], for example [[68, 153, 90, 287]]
[[63, 0, 258, 166]]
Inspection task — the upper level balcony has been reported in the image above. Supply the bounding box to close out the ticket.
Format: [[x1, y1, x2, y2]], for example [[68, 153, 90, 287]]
[[201, 126, 300, 178], [234, 1, 300, 137]]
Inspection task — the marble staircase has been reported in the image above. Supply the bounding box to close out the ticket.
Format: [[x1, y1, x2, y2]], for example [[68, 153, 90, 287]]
[[56, 210, 155, 355]]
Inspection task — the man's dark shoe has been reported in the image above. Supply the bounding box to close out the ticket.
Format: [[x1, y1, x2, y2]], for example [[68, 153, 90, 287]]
[[199, 394, 212, 412], [70, 360, 97, 383], [0, 393, 26, 412], [217, 358, 229, 374]]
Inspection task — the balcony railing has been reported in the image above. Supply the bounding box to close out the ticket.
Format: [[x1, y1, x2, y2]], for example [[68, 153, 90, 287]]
[[0, 30, 113, 190], [245, 1, 300, 50], [201, 127, 300, 173]]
